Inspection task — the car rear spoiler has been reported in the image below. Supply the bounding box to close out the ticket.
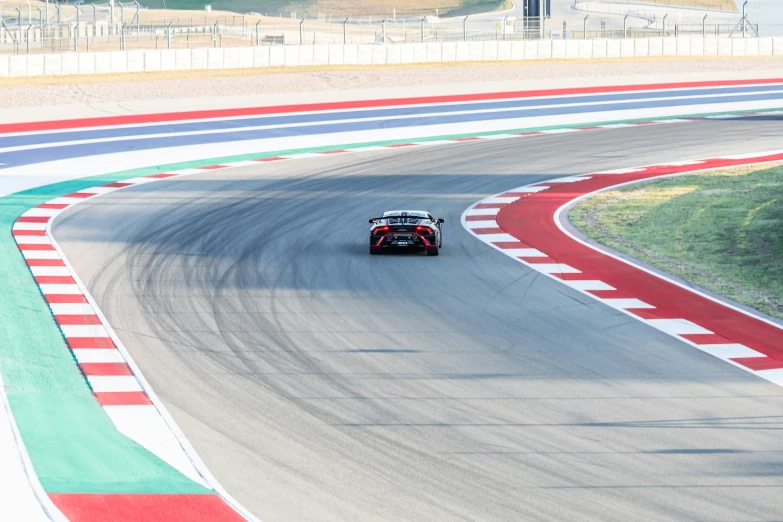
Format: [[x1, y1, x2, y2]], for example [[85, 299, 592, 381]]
[[369, 217, 444, 223]]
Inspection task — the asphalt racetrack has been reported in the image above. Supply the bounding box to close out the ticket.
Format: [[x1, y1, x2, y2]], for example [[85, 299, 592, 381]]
[[54, 118, 783, 521]]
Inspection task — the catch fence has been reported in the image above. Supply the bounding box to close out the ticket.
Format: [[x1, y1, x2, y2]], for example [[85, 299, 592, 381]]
[[0, 13, 758, 55]]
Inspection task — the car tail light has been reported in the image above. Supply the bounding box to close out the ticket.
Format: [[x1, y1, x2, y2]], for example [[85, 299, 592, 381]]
[[373, 226, 389, 234], [416, 226, 434, 235]]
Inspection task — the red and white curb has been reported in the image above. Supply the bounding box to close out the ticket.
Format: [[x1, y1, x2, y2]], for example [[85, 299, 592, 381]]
[[14, 169, 272, 521], [462, 150, 783, 386]]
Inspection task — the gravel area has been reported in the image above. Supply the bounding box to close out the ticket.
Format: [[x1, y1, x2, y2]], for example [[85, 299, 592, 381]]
[[2, 57, 781, 109]]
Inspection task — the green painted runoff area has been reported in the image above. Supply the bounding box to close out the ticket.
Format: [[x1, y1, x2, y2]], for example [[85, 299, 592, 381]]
[[1, 171, 212, 494], [0, 107, 772, 494]]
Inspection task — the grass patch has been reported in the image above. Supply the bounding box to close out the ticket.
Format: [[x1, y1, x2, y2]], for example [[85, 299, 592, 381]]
[[569, 163, 783, 319]]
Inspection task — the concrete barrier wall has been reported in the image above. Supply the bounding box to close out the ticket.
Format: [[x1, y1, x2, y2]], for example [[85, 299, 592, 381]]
[[1, 37, 780, 78]]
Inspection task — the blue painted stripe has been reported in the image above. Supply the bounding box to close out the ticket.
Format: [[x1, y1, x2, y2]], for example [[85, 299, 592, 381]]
[[2, 83, 781, 149], [1, 90, 781, 169]]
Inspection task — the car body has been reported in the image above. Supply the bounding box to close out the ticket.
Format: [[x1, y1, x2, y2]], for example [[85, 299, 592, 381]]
[[369, 210, 444, 256]]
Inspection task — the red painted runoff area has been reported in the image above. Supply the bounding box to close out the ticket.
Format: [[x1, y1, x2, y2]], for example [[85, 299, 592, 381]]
[[1, 78, 781, 134], [495, 153, 783, 370], [49, 494, 247, 522]]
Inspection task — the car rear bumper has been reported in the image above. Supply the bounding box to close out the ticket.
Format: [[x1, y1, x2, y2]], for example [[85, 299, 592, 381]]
[[371, 244, 426, 251], [372, 234, 435, 247]]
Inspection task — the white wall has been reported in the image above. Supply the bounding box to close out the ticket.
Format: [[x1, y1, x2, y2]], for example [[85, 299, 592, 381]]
[[1, 37, 780, 78]]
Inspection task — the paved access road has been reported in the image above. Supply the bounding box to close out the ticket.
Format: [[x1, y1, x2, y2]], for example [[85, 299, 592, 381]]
[[54, 118, 783, 521]]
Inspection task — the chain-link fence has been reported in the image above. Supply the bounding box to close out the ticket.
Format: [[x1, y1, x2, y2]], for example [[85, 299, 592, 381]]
[[1, 9, 762, 55], [0, 16, 538, 53], [569, 22, 758, 39]]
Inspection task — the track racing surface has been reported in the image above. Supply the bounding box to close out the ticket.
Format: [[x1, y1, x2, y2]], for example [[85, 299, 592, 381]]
[[49, 117, 783, 521]]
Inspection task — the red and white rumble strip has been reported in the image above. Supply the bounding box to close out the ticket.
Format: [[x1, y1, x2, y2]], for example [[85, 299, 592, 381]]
[[462, 150, 783, 386], [15, 178, 215, 487], [14, 169, 268, 522]]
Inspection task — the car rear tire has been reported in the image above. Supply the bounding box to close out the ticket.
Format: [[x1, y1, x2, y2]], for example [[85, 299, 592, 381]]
[[426, 246, 439, 256]]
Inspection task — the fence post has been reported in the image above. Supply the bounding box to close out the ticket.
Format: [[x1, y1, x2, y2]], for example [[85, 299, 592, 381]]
[[134, 0, 139, 38], [255, 19, 259, 45], [299, 18, 304, 45], [583, 14, 588, 39], [167, 20, 172, 48], [45, 0, 49, 29], [463, 15, 468, 41], [26, 0, 31, 25], [121, 22, 126, 49], [26, 24, 31, 54], [37, 6, 42, 28], [213, 20, 218, 47], [503, 15, 508, 40], [16, 7, 22, 28], [74, 22, 78, 51], [381, 18, 386, 43], [91, 4, 97, 32], [662, 14, 667, 37], [420, 16, 425, 43], [343, 17, 348, 44], [623, 14, 628, 38], [55, 3, 60, 23], [742, 1, 747, 38]]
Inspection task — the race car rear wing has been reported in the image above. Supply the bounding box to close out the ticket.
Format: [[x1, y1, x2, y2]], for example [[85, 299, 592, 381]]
[[369, 217, 444, 223], [370, 217, 419, 222]]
